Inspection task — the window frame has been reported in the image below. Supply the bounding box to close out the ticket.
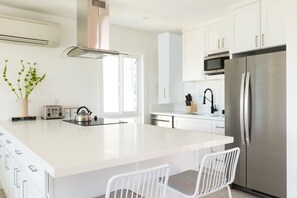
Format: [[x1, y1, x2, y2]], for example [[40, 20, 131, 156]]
[[99, 53, 143, 121]]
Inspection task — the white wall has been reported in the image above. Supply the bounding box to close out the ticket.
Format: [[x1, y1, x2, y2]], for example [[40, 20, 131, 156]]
[[286, 0, 297, 196], [0, 6, 158, 123], [0, 6, 101, 121]]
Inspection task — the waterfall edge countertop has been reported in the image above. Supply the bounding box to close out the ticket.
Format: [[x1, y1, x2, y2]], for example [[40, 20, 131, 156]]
[[0, 120, 233, 178]]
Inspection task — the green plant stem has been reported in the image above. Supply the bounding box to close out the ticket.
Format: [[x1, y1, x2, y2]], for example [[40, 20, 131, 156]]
[[17, 61, 25, 99]]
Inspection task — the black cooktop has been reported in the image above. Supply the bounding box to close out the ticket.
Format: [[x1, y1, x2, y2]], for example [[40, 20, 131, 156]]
[[63, 117, 127, 126]]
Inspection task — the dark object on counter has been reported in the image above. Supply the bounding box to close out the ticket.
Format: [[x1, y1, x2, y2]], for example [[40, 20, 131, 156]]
[[10, 116, 36, 122], [222, 109, 225, 114], [63, 118, 127, 126], [203, 88, 217, 114], [75, 106, 92, 122], [185, 93, 192, 106]]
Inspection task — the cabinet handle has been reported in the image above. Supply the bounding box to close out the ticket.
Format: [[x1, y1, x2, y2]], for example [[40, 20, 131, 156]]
[[14, 168, 18, 186], [6, 140, 11, 144], [28, 165, 38, 172], [163, 88, 166, 98], [255, 35, 258, 47], [5, 154, 10, 170], [22, 180, 28, 198], [14, 168, 21, 188], [222, 38, 225, 48], [215, 126, 225, 129], [15, 150, 22, 155], [16, 170, 21, 188], [262, 34, 265, 46], [0, 132, 3, 136], [218, 39, 221, 49]]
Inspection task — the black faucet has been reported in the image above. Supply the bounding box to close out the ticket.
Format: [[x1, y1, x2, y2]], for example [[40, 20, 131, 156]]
[[203, 88, 217, 114]]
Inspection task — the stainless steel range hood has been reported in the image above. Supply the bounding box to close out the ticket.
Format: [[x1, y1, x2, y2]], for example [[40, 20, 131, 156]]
[[62, 0, 120, 59]]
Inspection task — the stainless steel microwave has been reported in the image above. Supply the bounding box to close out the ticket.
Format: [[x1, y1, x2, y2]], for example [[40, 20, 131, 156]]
[[204, 53, 229, 75]]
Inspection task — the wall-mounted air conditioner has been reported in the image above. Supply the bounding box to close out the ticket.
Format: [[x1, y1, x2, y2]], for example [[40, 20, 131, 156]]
[[0, 15, 61, 47]]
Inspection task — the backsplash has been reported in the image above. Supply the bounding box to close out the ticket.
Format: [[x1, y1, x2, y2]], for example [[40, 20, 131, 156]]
[[183, 79, 224, 114], [151, 79, 225, 114]]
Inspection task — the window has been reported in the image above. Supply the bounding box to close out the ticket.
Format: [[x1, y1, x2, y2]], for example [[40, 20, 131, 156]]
[[102, 55, 140, 116]]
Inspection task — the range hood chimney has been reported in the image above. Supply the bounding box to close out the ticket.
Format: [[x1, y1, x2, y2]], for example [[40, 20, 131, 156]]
[[61, 0, 120, 59]]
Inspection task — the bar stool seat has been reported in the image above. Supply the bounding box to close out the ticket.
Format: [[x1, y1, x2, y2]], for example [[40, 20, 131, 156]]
[[95, 164, 170, 198], [166, 148, 240, 198]]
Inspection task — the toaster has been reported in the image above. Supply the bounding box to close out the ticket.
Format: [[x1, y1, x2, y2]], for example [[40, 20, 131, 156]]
[[41, 105, 64, 119]]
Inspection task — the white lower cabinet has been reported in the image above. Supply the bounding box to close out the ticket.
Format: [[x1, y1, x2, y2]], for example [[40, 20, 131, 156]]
[[173, 117, 225, 166], [211, 120, 225, 152], [174, 117, 212, 132], [0, 133, 44, 198]]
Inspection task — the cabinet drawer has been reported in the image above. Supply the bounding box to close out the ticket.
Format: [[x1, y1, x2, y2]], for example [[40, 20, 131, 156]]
[[0, 130, 5, 142], [4, 135, 13, 152], [211, 120, 225, 135], [12, 140, 28, 171], [174, 117, 212, 132], [25, 152, 46, 195]]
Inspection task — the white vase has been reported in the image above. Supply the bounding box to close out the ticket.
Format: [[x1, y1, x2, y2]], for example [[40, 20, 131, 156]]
[[17, 99, 29, 117]]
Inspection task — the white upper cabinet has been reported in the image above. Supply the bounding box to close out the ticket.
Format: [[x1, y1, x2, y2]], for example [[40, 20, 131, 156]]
[[182, 27, 205, 81], [229, 1, 261, 53], [261, 0, 286, 47], [205, 19, 228, 55], [229, 0, 285, 53], [158, 33, 183, 104]]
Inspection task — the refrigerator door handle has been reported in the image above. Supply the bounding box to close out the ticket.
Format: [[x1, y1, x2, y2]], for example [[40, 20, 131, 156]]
[[244, 72, 251, 145], [240, 73, 246, 145]]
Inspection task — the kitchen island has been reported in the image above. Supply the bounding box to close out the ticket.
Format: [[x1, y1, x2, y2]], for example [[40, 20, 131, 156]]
[[0, 120, 233, 198]]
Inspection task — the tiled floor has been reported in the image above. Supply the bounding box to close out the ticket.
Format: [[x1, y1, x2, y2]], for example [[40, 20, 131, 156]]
[[0, 188, 260, 198]]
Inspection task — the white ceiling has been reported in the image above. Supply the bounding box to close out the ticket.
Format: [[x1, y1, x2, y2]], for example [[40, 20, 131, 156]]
[[0, 0, 242, 33]]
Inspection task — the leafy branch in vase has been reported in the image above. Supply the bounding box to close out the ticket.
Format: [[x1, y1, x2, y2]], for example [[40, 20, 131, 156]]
[[2, 60, 46, 100]]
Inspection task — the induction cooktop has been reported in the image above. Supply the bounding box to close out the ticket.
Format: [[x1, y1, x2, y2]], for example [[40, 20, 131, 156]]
[[63, 117, 127, 126]]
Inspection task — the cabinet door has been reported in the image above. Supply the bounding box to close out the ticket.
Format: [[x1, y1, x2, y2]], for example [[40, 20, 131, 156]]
[[0, 143, 4, 185], [211, 120, 225, 152], [11, 159, 22, 198], [3, 150, 11, 197], [174, 117, 212, 166], [158, 33, 170, 103], [21, 172, 44, 198], [183, 28, 205, 81], [261, 0, 285, 48], [230, 1, 261, 53], [205, 20, 228, 55], [158, 33, 183, 104]]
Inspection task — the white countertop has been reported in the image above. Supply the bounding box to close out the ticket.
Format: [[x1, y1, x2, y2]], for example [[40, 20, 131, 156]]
[[0, 120, 232, 178], [151, 111, 225, 121]]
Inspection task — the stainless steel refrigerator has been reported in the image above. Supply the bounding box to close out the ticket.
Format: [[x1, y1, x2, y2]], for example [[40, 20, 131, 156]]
[[225, 51, 286, 198]]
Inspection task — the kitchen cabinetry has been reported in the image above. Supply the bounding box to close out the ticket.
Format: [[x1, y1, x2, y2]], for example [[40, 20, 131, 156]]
[[0, 131, 44, 198], [229, 0, 285, 53], [158, 32, 183, 103], [174, 117, 212, 132], [211, 120, 225, 152], [151, 114, 173, 128], [205, 19, 228, 55], [182, 27, 205, 81], [173, 116, 225, 165], [260, 0, 286, 47]]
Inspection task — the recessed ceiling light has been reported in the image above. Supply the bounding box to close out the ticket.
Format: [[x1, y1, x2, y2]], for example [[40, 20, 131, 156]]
[[142, 16, 150, 20]]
